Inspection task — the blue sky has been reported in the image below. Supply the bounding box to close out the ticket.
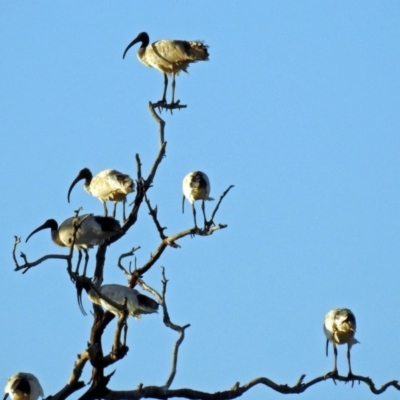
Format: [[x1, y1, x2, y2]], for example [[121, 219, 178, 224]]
[[1, 2, 400, 399]]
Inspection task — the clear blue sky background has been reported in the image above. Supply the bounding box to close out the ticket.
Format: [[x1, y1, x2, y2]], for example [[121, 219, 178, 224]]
[[1, 2, 399, 400]]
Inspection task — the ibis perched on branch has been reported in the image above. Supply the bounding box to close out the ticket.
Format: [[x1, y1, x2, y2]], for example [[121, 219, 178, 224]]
[[77, 282, 159, 318], [67, 168, 134, 221], [123, 32, 209, 105], [324, 308, 359, 377], [4, 372, 44, 400], [182, 171, 213, 229], [26, 214, 122, 275]]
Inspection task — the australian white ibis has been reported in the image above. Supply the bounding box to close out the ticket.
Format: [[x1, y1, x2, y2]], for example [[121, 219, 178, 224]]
[[182, 171, 214, 229], [123, 32, 209, 104], [4, 372, 44, 400], [324, 308, 359, 377], [67, 168, 134, 221], [26, 214, 122, 275], [77, 283, 159, 318]]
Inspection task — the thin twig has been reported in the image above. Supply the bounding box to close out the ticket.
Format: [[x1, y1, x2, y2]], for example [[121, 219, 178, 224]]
[[145, 142, 167, 190], [145, 194, 167, 240], [208, 185, 234, 227], [15, 252, 70, 274], [148, 102, 166, 147], [137, 278, 163, 304], [127, 224, 228, 288], [135, 153, 142, 181]]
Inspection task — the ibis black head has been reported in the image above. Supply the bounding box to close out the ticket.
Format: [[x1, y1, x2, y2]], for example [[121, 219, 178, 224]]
[[9, 375, 30, 396], [123, 32, 150, 59], [26, 219, 58, 243], [67, 168, 93, 203]]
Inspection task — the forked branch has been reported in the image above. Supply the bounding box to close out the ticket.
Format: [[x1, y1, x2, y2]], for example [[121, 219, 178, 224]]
[[13, 236, 72, 275], [159, 267, 190, 389]]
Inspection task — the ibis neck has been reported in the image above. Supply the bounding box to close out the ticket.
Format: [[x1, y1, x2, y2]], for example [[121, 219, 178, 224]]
[[52, 231, 65, 247]]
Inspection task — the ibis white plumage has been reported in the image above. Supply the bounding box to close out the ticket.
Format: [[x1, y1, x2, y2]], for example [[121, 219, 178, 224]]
[[67, 168, 134, 221], [26, 214, 122, 275], [182, 171, 213, 228], [123, 32, 209, 104], [324, 308, 359, 376], [4, 372, 44, 400], [78, 283, 159, 318]]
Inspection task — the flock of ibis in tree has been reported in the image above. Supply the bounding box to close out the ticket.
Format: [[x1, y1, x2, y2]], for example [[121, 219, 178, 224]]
[[9, 30, 363, 397], [9, 32, 219, 396]]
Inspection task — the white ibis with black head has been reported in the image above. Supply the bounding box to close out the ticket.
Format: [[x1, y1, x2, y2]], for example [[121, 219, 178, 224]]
[[123, 32, 209, 104], [67, 168, 134, 221], [182, 171, 214, 229], [77, 282, 159, 318], [4, 372, 44, 400], [324, 308, 359, 377], [26, 214, 122, 275]]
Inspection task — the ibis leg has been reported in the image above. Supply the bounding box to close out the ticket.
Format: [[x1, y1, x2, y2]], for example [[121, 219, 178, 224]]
[[332, 344, 338, 375], [82, 249, 89, 277], [103, 201, 108, 217], [171, 74, 176, 104], [75, 250, 83, 275], [161, 73, 168, 103], [347, 345, 353, 377], [122, 199, 127, 222], [201, 200, 207, 228], [192, 203, 198, 229], [112, 202, 117, 219]]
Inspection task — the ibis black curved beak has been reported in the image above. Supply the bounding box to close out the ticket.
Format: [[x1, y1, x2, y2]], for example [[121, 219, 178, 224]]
[[182, 194, 186, 214], [76, 280, 87, 316], [4, 393, 9, 400], [26, 219, 57, 243], [123, 38, 139, 59], [122, 32, 149, 59], [67, 168, 91, 203]]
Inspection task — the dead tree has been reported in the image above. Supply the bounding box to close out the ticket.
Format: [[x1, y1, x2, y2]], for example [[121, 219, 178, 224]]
[[10, 101, 399, 399]]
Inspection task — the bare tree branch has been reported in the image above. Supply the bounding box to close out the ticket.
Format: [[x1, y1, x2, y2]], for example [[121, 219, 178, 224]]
[[148, 102, 166, 147], [13, 236, 71, 274], [48, 350, 88, 400], [207, 185, 234, 228], [104, 372, 400, 400], [145, 195, 167, 241], [136, 154, 142, 181], [159, 267, 190, 389], [150, 100, 187, 115], [117, 247, 141, 277]]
